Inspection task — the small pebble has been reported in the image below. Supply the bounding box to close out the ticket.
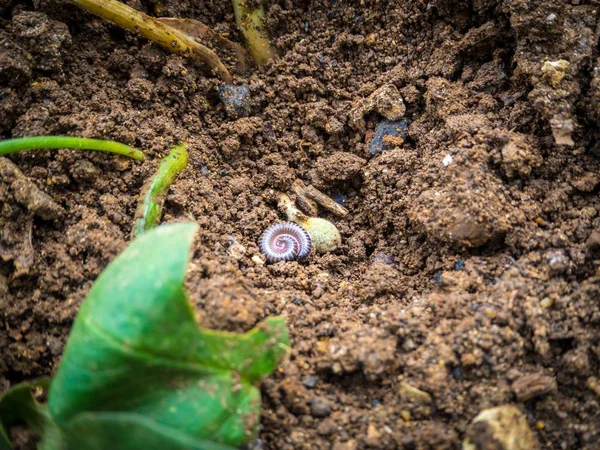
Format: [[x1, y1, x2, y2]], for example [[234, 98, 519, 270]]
[[311, 396, 332, 417], [455, 259, 465, 270], [218, 83, 251, 118], [331, 193, 347, 206], [369, 119, 409, 154], [374, 252, 397, 265], [541, 59, 569, 87], [452, 366, 463, 381], [251, 254, 265, 265], [398, 382, 433, 405], [47, 336, 63, 356], [303, 375, 319, 388], [463, 405, 539, 450]]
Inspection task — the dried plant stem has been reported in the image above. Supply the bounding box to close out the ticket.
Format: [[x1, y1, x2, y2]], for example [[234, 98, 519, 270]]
[[157, 18, 250, 73], [292, 181, 349, 217], [232, 0, 277, 66], [71, 0, 233, 82]]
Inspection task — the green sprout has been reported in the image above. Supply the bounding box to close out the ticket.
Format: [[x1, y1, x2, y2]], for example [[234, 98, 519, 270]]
[[0, 136, 145, 161], [71, 0, 233, 82], [232, 0, 277, 66], [132, 143, 189, 238], [0, 223, 289, 450]]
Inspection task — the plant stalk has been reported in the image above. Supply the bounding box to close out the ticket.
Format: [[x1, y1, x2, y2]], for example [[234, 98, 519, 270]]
[[131, 143, 188, 238], [232, 0, 277, 66], [71, 0, 233, 82], [0, 136, 145, 161]]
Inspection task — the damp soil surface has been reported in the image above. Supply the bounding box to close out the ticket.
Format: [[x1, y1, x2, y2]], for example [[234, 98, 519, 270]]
[[2, 1, 600, 449]]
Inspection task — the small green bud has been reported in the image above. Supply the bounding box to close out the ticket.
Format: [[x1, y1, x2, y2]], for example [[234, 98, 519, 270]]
[[296, 217, 341, 254], [278, 192, 342, 255]]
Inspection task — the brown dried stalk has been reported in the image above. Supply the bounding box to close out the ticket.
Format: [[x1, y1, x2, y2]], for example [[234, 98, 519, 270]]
[[71, 0, 233, 82]]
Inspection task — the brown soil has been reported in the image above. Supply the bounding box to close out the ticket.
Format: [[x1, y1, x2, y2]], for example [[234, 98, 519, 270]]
[[1, 0, 600, 449]]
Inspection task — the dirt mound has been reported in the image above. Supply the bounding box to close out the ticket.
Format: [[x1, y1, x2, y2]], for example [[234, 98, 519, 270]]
[[1, 1, 599, 448]]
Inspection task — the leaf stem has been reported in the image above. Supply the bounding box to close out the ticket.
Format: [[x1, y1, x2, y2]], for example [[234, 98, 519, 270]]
[[71, 0, 233, 82], [0, 136, 145, 161], [232, 0, 277, 66], [131, 143, 189, 238]]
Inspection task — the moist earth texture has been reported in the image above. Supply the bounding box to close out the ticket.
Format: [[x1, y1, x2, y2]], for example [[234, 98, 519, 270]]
[[1, 0, 600, 449]]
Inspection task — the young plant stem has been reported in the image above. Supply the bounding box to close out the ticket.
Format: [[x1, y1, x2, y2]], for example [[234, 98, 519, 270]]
[[232, 0, 277, 66], [0, 136, 145, 161], [71, 0, 233, 83], [131, 143, 189, 238]]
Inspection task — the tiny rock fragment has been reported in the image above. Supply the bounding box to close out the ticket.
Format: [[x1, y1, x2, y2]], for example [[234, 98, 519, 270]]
[[310, 396, 331, 418], [463, 405, 539, 450], [539, 297, 554, 309], [587, 230, 600, 250], [398, 382, 433, 405], [349, 84, 406, 131], [218, 83, 251, 118], [549, 115, 575, 146], [442, 154, 453, 166], [332, 439, 358, 450], [302, 375, 318, 388], [369, 119, 409, 155], [541, 60, 569, 87], [500, 133, 542, 177], [70, 159, 99, 182], [227, 242, 246, 260], [251, 254, 265, 265], [511, 373, 557, 401], [571, 172, 599, 192], [461, 353, 477, 366], [587, 377, 600, 397], [0, 157, 64, 221], [364, 423, 382, 447], [0, 274, 8, 297]]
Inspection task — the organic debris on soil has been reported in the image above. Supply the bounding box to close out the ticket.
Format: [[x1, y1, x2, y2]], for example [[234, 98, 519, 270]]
[[1, 1, 600, 449]]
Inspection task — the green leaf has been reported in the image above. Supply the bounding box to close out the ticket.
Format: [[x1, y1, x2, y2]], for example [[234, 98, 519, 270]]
[[0, 379, 52, 450], [1, 223, 289, 449], [48, 412, 239, 450]]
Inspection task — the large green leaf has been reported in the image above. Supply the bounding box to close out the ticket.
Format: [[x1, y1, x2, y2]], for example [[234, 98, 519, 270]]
[[0, 223, 289, 449], [0, 379, 52, 450]]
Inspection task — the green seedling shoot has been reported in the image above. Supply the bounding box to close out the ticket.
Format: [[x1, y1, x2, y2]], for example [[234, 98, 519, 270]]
[[71, 0, 233, 82], [0, 223, 289, 450], [0, 136, 145, 161], [131, 143, 189, 238], [232, 0, 277, 66]]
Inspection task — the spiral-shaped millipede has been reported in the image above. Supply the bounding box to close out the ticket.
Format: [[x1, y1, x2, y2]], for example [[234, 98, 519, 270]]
[[259, 222, 312, 263]]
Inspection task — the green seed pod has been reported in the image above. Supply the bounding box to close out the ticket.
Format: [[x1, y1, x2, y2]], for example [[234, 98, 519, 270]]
[[278, 193, 342, 255], [295, 217, 341, 254]]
